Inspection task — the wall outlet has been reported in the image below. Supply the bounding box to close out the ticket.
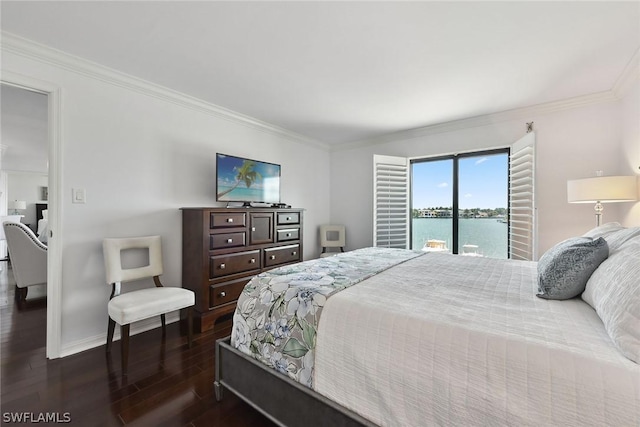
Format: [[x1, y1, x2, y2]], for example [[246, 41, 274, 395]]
[[72, 188, 86, 204]]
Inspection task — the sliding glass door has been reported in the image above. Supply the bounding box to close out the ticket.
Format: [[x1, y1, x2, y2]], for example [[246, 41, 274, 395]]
[[411, 159, 453, 253], [457, 152, 508, 258], [410, 149, 509, 258]]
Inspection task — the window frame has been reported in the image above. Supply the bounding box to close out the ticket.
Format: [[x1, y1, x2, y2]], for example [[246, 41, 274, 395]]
[[373, 132, 535, 259], [409, 147, 510, 255]]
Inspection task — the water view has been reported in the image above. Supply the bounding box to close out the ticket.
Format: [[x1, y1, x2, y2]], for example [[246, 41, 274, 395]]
[[411, 151, 509, 259], [411, 217, 508, 259]]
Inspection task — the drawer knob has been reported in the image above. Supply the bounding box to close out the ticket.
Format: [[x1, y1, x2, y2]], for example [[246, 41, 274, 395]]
[[270, 255, 276, 260], [292, 251, 297, 256], [250, 258, 256, 263], [251, 227, 256, 231], [227, 218, 233, 223], [286, 233, 291, 237], [220, 263, 226, 269], [227, 238, 233, 243], [219, 291, 226, 298], [286, 217, 291, 221]]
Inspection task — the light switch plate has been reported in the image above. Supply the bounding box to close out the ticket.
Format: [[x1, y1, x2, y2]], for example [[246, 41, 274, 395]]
[[72, 188, 86, 204]]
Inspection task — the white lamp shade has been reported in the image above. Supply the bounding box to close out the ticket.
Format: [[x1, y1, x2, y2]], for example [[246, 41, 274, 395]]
[[10, 200, 27, 210], [567, 176, 638, 203]]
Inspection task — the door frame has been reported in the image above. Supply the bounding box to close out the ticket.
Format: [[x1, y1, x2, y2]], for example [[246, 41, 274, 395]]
[[2, 71, 63, 358]]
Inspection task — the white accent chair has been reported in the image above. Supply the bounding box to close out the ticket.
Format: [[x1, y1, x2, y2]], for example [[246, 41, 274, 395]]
[[103, 235, 194, 375], [0, 215, 25, 261], [3, 221, 47, 302], [319, 224, 346, 257]]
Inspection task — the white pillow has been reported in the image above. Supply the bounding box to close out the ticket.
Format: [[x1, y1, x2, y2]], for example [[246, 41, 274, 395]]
[[42, 209, 48, 220], [582, 236, 640, 363], [603, 227, 640, 254], [582, 222, 624, 239]]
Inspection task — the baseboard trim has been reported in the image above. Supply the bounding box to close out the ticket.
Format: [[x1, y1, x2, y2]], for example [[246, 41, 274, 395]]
[[59, 312, 180, 358]]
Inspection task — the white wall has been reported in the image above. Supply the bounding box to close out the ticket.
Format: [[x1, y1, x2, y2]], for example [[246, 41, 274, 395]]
[[330, 96, 638, 256], [0, 83, 49, 174], [7, 171, 48, 226], [620, 79, 640, 224], [2, 47, 331, 352]]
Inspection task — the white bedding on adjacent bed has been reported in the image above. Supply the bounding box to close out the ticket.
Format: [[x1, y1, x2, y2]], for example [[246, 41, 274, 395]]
[[314, 253, 640, 426], [37, 219, 48, 243]]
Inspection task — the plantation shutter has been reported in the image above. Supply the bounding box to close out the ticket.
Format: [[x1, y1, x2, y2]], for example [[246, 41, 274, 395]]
[[373, 155, 409, 248], [509, 132, 536, 261]]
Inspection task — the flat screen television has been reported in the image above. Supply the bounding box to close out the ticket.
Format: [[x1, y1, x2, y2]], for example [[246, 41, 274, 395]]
[[216, 153, 281, 205]]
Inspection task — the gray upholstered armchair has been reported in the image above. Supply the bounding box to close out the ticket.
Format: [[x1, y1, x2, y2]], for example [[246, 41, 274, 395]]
[[3, 221, 47, 302]]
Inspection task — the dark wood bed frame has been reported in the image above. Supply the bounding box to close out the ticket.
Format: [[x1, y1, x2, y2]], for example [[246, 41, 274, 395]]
[[214, 336, 375, 427], [36, 203, 47, 223]]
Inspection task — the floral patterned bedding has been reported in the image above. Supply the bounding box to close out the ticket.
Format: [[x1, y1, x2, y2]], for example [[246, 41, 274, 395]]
[[231, 247, 424, 388]]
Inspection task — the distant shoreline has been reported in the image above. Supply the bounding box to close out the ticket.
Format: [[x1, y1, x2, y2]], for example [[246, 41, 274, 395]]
[[414, 217, 506, 219]]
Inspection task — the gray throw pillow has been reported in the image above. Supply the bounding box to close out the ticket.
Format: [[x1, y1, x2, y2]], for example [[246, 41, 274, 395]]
[[537, 237, 609, 300]]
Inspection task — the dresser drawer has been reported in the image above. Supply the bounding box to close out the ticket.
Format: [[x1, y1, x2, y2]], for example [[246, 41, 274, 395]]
[[276, 228, 299, 242], [210, 212, 246, 228], [210, 232, 246, 249], [210, 277, 251, 308], [264, 244, 300, 267], [210, 250, 260, 278], [277, 212, 299, 225]]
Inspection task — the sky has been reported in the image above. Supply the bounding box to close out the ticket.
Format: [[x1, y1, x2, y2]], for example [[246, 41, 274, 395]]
[[411, 153, 508, 209]]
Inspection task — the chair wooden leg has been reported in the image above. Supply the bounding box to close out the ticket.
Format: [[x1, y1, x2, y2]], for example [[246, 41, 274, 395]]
[[161, 313, 166, 335], [121, 324, 130, 376], [187, 307, 193, 348], [106, 318, 116, 353], [15, 286, 27, 303]]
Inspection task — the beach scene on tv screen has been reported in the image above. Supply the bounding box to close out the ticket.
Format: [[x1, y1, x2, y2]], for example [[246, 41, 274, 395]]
[[217, 155, 280, 202]]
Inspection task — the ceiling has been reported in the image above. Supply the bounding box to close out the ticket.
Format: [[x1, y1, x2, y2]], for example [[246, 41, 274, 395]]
[[1, 1, 639, 145]]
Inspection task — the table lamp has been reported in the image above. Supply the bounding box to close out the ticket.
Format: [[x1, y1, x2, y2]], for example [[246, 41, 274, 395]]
[[10, 200, 26, 216], [567, 173, 637, 226]]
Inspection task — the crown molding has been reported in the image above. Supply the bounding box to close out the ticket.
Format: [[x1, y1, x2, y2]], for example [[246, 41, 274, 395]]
[[334, 90, 618, 152], [0, 32, 330, 152], [334, 48, 639, 153], [612, 47, 640, 99]]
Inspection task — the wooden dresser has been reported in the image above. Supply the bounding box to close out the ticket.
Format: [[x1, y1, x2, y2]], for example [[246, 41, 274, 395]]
[[181, 207, 304, 332]]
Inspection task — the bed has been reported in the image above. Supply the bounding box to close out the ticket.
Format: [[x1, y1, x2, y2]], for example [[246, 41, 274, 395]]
[[215, 224, 640, 426]]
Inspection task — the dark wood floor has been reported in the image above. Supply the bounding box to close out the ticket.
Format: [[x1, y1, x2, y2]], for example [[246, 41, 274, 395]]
[[0, 261, 276, 426]]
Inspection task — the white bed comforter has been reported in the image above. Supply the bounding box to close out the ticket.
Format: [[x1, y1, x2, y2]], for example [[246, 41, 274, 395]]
[[314, 253, 640, 426]]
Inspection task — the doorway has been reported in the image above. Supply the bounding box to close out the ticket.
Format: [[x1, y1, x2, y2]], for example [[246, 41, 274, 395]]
[[0, 74, 62, 359], [0, 84, 49, 359]]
